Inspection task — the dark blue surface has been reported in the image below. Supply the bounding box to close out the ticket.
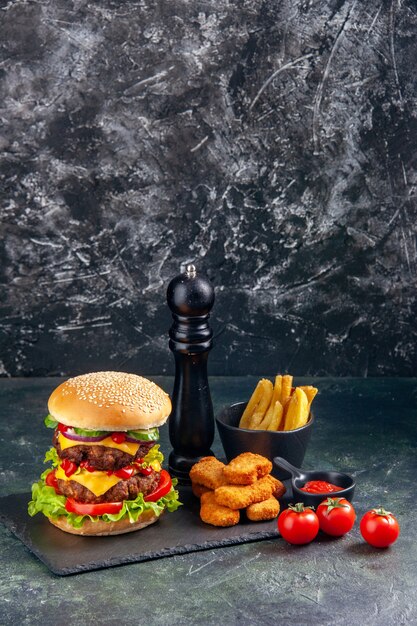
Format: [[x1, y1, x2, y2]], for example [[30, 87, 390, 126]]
[[0, 376, 416, 625]]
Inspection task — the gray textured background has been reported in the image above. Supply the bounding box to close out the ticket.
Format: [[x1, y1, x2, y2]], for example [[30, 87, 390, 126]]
[[1, 0, 416, 378]]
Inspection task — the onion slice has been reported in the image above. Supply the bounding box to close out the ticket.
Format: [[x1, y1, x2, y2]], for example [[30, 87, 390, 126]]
[[61, 429, 107, 443]]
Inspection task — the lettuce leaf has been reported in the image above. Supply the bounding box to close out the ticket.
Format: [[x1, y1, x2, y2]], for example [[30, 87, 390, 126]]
[[44, 414, 58, 429], [44, 447, 59, 467], [142, 445, 163, 466]]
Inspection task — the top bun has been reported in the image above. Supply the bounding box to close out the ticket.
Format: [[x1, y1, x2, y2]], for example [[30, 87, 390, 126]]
[[48, 371, 172, 431]]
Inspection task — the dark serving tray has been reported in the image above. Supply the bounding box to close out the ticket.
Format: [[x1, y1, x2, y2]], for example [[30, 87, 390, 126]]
[[0, 486, 287, 576]]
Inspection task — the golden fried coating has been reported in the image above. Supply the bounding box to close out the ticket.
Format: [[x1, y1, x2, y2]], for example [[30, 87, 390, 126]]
[[189, 456, 227, 490], [263, 474, 286, 499], [214, 475, 273, 510], [200, 491, 240, 527], [192, 482, 212, 498], [246, 497, 280, 521], [223, 452, 273, 485]]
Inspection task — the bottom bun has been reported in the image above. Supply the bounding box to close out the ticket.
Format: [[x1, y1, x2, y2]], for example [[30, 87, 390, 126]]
[[48, 509, 161, 536]]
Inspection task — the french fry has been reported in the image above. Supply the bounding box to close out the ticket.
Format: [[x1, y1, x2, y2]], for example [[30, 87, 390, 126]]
[[247, 380, 273, 429], [239, 375, 318, 432], [284, 387, 309, 430], [257, 375, 282, 429], [252, 411, 272, 430], [272, 375, 282, 404], [239, 379, 268, 428], [239, 378, 272, 428], [267, 400, 284, 431], [298, 385, 318, 413], [250, 411, 269, 429], [280, 374, 293, 407]]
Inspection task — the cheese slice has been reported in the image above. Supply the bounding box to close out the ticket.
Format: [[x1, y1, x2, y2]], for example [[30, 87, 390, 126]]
[[58, 433, 140, 456], [56, 465, 122, 497]]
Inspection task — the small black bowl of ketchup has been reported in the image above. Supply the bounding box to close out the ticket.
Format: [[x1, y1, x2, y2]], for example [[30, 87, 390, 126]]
[[273, 456, 355, 508]]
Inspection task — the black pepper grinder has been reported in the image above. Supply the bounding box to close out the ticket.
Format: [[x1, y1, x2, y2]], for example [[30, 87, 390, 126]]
[[167, 264, 215, 484]]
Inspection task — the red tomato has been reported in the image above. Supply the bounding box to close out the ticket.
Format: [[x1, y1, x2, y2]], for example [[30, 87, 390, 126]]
[[111, 432, 126, 444], [113, 465, 136, 480], [65, 498, 123, 516], [144, 470, 172, 502], [80, 460, 96, 472], [60, 458, 78, 477], [58, 423, 71, 434], [277, 503, 319, 545], [316, 497, 356, 536], [360, 508, 400, 548], [45, 469, 60, 493]]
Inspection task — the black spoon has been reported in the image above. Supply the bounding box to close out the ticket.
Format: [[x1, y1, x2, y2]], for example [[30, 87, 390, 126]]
[[273, 456, 355, 507]]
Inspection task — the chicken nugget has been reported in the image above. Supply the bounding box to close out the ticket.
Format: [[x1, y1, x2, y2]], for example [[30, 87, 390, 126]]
[[214, 475, 273, 510], [200, 491, 240, 527], [192, 482, 212, 498], [223, 452, 273, 485], [264, 474, 286, 499], [246, 497, 280, 521], [189, 456, 227, 490]]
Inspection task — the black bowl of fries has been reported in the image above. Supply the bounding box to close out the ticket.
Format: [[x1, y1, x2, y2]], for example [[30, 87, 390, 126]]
[[216, 376, 317, 479], [216, 403, 314, 480]]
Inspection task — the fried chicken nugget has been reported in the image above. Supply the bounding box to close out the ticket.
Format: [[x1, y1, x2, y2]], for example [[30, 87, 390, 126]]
[[223, 452, 273, 485], [192, 483, 212, 498], [246, 497, 280, 521], [200, 491, 240, 527], [214, 475, 273, 510], [189, 456, 227, 490], [264, 474, 286, 499]]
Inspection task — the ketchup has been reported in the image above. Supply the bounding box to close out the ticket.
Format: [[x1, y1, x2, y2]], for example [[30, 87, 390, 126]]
[[300, 480, 341, 494]]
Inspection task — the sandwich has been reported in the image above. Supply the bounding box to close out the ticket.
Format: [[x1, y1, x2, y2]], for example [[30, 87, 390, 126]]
[[28, 371, 181, 535]]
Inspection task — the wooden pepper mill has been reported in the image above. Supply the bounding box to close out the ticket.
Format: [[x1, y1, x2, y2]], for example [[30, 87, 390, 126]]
[[167, 264, 215, 484]]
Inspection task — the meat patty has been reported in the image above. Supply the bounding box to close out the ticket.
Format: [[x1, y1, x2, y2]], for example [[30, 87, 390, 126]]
[[57, 470, 160, 504], [53, 430, 155, 471]]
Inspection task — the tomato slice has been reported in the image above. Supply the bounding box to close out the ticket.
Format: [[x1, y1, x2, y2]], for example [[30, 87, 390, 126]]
[[111, 432, 126, 444], [45, 469, 60, 493], [80, 460, 96, 473], [114, 465, 136, 480], [65, 498, 123, 516], [133, 458, 153, 475], [58, 423, 71, 434], [144, 470, 172, 502], [61, 458, 78, 477]]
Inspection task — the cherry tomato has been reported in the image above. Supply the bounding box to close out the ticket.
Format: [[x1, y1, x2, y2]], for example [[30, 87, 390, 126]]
[[65, 498, 123, 516], [277, 503, 319, 545], [360, 507, 400, 548], [316, 497, 356, 536], [144, 470, 172, 502]]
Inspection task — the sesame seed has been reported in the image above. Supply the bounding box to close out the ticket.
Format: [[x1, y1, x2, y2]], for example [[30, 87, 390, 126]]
[[64, 371, 167, 413]]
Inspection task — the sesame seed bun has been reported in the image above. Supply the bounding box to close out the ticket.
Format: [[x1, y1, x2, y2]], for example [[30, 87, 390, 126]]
[[48, 371, 172, 431], [48, 509, 161, 536]]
